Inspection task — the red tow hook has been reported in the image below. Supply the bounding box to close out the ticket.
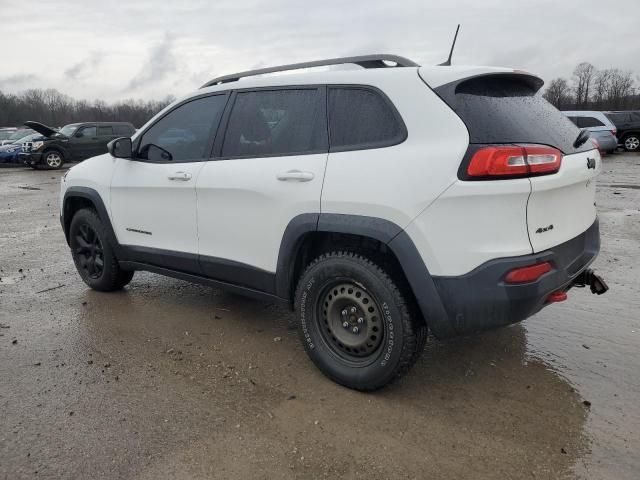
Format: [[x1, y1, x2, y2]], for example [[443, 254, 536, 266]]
[[547, 291, 568, 303]]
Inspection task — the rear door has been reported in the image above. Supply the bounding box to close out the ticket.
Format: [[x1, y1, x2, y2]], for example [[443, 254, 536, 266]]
[[196, 87, 328, 281], [96, 125, 116, 155]]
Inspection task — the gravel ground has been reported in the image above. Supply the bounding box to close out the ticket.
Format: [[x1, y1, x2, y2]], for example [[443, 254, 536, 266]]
[[1, 153, 639, 479]]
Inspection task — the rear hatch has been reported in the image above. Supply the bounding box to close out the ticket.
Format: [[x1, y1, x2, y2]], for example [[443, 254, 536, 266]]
[[430, 71, 599, 253]]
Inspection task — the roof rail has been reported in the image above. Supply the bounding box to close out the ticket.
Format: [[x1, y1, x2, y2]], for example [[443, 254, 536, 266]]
[[201, 54, 419, 88]]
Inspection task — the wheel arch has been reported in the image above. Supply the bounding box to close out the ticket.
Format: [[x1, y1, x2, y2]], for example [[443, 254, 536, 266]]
[[276, 213, 455, 338], [62, 187, 121, 255]]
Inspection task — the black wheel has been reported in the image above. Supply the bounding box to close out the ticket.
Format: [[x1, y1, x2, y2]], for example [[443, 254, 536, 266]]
[[69, 209, 134, 291], [623, 134, 640, 152], [294, 251, 426, 391], [42, 150, 64, 169]]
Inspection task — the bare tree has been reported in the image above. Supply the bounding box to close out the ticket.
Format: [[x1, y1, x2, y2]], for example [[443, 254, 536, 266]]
[[606, 69, 635, 109], [543, 78, 572, 108], [572, 62, 596, 107]]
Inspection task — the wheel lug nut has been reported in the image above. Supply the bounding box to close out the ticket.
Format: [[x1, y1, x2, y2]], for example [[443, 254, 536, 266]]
[[341, 309, 348, 317], [350, 306, 357, 314], [342, 321, 349, 328], [357, 317, 364, 324], [352, 326, 359, 334]]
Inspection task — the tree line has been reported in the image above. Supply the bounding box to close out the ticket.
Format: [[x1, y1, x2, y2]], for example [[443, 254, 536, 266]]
[[0, 89, 176, 129], [543, 62, 639, 111]]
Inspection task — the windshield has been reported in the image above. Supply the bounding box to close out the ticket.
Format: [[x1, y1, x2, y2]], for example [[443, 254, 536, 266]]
[[58, 124, 79, 137], [8, 129, 34, 141], [0, 130, 15, 140]]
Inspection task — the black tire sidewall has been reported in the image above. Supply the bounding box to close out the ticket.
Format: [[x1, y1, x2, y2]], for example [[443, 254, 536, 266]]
[[69, 209, 117, 290], [297, 255, 408, 389]]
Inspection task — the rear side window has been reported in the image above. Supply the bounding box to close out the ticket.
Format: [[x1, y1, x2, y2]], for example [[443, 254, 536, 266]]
[[577, 116, 605, 128], [113, 124, 133, 136], [567, 116, 578, 126], [436, 76, 591, 154], [605, 112, 630, 125], [138, 94, 227, 162], [221, 89, 326, 158], [328, 87, 405, 151], [98, 126, 113, 136]]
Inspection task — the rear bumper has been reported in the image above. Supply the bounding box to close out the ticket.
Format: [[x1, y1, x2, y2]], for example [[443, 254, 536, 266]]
[[432, 219, 600, 336]]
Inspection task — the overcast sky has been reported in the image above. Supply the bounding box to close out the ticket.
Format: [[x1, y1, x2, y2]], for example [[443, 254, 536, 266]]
[[1, 0, 638, 102]]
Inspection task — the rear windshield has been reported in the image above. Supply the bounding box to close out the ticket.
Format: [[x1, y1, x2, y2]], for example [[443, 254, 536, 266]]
[[435, 76, 591, 154]]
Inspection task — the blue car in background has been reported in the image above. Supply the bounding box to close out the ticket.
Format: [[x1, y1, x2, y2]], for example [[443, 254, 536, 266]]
[[0, 133, 44, 164]]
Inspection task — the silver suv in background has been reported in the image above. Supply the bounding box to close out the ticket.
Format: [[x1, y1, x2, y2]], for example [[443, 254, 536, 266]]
[[562, 111, 618, 154]]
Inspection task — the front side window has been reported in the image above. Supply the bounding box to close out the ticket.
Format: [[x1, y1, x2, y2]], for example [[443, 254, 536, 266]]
[[328, 87, 405, 151], [77, 126, 96, 138], [138, 94, 227, 162], [221, 89, 326, 158]]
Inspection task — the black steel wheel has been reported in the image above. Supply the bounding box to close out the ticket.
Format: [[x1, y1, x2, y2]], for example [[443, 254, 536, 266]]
[[295, 251, 426, 391], [74, 223, 105, 279]]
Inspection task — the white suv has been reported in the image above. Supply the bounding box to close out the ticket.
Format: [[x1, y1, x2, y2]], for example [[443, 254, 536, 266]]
[[60, 55, 607, 391]]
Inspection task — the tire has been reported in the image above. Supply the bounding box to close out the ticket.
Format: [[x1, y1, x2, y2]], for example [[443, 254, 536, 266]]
[[623, 134, 640, 152], [294, 251, 426, 391], [69, 208, 134, 291], [42, 150, 64, 170]]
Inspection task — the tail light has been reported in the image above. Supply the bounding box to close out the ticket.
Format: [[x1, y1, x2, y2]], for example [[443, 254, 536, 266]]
[[611, 129, 617, 137], [467, 145, 562, 179], [504, 261, 552, 284], [591, 138, 601, 151]]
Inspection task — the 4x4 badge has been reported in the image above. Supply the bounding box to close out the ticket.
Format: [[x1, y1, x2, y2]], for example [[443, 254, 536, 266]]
[[587, 157, 596, 169]]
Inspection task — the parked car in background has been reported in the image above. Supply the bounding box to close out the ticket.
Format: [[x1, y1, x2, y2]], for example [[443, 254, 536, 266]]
[[0, 132, 46, 164], [562, 111, 618, 154], [1, 128, 36, 146], [604, 111, 640, 152], [20, 121, 136, 169], [0, 127, 18, 145]]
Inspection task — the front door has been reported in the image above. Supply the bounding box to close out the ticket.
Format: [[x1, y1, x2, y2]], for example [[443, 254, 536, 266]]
[[196, 87, 328, 286], [109, 93, 229, 271]]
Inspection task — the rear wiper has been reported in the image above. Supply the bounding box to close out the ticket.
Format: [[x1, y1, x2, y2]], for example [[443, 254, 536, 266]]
[[573, 129, 590, 148]]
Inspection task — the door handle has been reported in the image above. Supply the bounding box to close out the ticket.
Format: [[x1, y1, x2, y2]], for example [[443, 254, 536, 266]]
[[276, 170, 314, 182], [168, 172, 192, 181]]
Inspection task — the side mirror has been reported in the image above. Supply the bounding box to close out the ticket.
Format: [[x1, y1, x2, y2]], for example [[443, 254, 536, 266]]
[[75, 131, 84, 138], [107, 137, 132, 158]]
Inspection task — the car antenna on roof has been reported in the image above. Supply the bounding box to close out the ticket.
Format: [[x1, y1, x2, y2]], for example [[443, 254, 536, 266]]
[[438, 24, 461, 66]]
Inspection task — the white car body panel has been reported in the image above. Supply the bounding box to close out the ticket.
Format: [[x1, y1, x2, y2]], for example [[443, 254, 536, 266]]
[[109, 159, 205, 253], [527, 149, 600, 252], [321, 69, 469, 230], [196, 153, 327, 272]]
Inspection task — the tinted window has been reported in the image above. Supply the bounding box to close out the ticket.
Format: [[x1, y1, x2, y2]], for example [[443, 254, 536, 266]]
[[436, 76, 591, 154], [139, 95, 226, 162], [328, 87, 404, 150], [222, 89, 325, 158], [98, 126, 113, 136], [77, 126, 96, 138], [631, 112, 640, 122], [577, 116, 605, 128], [113, 124, 133, 136], [605, 113, 630, 125], [567, 116, 579, 126]]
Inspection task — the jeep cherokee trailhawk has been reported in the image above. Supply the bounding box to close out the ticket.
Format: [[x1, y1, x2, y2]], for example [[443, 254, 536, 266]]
[[60, 55, 607, 391]]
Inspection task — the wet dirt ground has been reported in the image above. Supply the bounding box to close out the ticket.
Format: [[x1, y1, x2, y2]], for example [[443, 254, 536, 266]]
[[1, 154, 639, 479]]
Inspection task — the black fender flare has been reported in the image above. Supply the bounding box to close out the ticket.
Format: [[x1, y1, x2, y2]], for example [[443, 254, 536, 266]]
[[275, 213, 455, 338], [62, 186, 123, 257]]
